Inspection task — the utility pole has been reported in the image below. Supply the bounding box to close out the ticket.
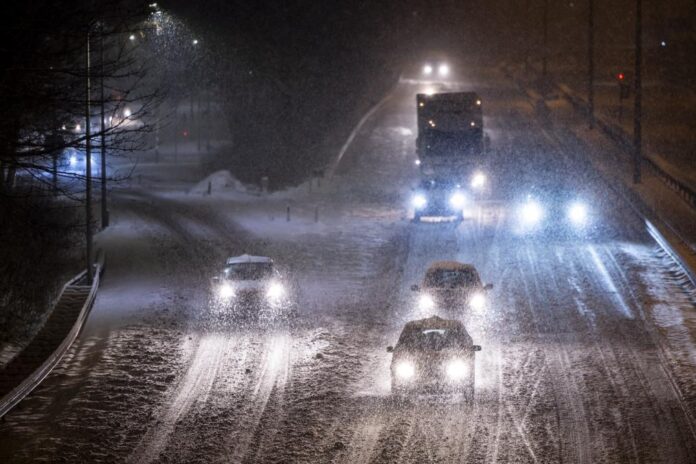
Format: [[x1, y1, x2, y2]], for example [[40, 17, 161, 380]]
[[587, 0, 595, 129], [100, 29, 108, 228], [85, 31, 93, 284], [633, 0, 642, 184], [542, 0, 549, 78]]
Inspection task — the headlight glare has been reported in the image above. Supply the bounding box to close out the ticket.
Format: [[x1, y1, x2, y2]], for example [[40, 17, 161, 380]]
[[423, 64, 433, 75], [266, 282, 285, 300], [438, 63, 450, 77], [567, 202, 588, 225], [218, 283, 234, 299], [446, 359, 469, 380], [519, 199, 544, 225], [469, 292, 486, 311], [395, 360, 415, 379], [412, 194, 427, 209], [450, 192, 466, 209], [418, 294, 435, 310], [471, 172, 486, 189]]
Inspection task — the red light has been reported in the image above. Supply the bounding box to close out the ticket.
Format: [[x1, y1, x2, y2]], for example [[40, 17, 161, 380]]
[[617, 73, 625, 81], [182, 129, 189, 137]]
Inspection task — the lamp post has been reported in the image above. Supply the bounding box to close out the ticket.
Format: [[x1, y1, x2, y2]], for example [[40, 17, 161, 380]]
[[633, 0, 642, 184], [85, 30, 93, 284], [587, 0, 594, 129]]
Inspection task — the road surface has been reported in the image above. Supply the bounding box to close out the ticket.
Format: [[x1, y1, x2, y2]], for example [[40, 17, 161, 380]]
[[1, 62, 695, 463]]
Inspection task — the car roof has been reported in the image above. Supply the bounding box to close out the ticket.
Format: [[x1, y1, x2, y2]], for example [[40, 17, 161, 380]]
[[225, 254, 274, 265], [403, 315, 465, 332], [427, 261, 476, 272]]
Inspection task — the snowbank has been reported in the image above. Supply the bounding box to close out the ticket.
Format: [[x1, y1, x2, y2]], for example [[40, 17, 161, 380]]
[[190, 170, 247, 195]]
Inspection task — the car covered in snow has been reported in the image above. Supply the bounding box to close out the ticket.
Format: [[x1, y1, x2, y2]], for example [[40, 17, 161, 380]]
[[211, 254, 291, 315], [411, 261, 492, 314], [387, 315, 481, 397], [411, 178, 467, 222]]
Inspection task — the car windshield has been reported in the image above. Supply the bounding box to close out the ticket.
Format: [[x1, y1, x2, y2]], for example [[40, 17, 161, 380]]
[[224, 263, 273, 280], [399, 328, 465, 351], [425, 268, 480, 288]]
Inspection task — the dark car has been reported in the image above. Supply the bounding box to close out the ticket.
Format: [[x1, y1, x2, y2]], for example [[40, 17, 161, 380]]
[[411, 178, 468, 221], [387, 316, 481, 398], [411, 261, 492, 314]]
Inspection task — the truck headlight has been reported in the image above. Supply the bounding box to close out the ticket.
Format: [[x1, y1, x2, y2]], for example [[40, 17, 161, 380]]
[[438, 63, 450, 77], [567, 202, 588, 225], [449, 192, 466, 209], [471, 172, 486, 189], [266, 282, 285, 301], [418, 294, 434, 310], [422, 64, 433, 75], [469, 292, 486, 311], [446, 359, 469, 380], [218, 283, 235, 299], [395, 360, 415, 379], [412, 194, 427, 209]]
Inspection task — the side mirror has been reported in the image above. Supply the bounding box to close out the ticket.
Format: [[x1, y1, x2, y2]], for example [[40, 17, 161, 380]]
[[386, 346, 394, 353], [484, 283, 493, 291], [472, 345, 482, 352], [410, 284, 420, 292]]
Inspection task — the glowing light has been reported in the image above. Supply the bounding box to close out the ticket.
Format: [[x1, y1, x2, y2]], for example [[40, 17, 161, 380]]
[[567, 202, 588, 225], [446, 359, 469, 380], [415, 159, 421, 166], [471, 172, 486, 189], [450, 192, 466, 209], [129, 34, 136, 41], [476, 99, 482, 106], [469, 292, 486, 312], [192, 39, 199, 45], [69, 154, 78, 166], [395, 361, 415, 379], [423, 64, 433, 76], [124, 108, 132, 118], [418, 294, 434, 310], [75, 124, 81, 132], [520, 199, 544, 225], [266, 282, 285, 301], [438, 63, 450, 77], [412, 194, 427, 209], [218, 283, 234, 299], [424, 87, 436, 96], [470, 121, 476, 127]]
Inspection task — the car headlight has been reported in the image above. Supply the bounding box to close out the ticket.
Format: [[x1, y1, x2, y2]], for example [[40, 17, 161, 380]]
[[412, 194, 427, 209], [423, 64, 433, 75], [567, 201, 588, 225], [469, 292, 486, 311], [446, 359, 469, 380], [471, 172, 486, 189], [519, 199, 544, 225], [438, 63, 450, 77], [449, 192, 466, 209], [395, 360, 415, 380], [218, 283, 235, 299], [266, 282, 285, 300], [418, 294, 434, 310]]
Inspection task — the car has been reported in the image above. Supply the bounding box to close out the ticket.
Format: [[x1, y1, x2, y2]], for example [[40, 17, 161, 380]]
[[411, 178, 468, 222], [411, 261, 492, 313], [513, 186, 595, 235], [211, 254, 291, 316], [387, 315, 481, 398]]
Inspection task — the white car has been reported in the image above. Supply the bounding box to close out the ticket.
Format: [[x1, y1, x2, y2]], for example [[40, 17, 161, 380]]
[[211, 254, 290, 315]]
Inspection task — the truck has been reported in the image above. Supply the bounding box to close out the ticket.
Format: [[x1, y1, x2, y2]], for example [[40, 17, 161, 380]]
[[416, 92, 488, 192]]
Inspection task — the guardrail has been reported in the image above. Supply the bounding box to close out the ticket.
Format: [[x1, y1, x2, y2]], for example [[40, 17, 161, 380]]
[[552, 82, 696, 211], [0, 251, 105, 419]]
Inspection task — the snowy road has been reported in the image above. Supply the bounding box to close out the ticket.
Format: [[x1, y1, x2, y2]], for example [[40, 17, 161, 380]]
[[1, 64, 696, 463]]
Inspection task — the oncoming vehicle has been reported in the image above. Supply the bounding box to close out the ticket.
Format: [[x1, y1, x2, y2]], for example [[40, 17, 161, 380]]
[[387, 316, 481, 397], [514, 186, 595, 234], [411, 261, 492, 313], [211, 254, 291, 316], [411, 178, 467, 222]]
